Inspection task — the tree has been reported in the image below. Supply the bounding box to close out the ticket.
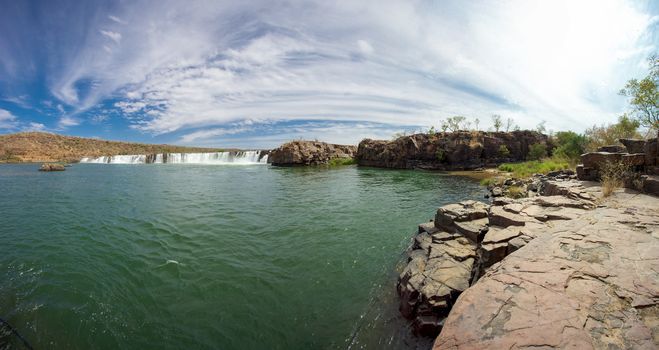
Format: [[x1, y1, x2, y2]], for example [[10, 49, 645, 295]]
[[474, 118, 480, 131], [585, 114, 641, 151], [619, 55, 658, 131], [492, 114, 502, 132], [527, 143, 547, 160], [505, 118, 516, 132], [536, 120, 546, 134], [552, 131, 588, 161], [446, 116, 467, 132]]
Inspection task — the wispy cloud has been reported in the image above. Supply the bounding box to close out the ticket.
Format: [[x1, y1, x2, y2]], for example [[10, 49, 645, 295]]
[[100, 30, 121, 44], [57, 116, 80, 129], [0, 0, 657, 143], [23, 122, 46, 132], [0, 109, 18, 129], [108, 15, 125, 24]]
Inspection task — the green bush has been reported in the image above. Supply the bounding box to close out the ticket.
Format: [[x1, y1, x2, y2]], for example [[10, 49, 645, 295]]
[[436, 148, 446, 162], [498, 158, 569, 178], [527, 143, 547, 161], [498, 145, 510, 157], [552, 131, 587, 161], [327, 157, 356, 166]]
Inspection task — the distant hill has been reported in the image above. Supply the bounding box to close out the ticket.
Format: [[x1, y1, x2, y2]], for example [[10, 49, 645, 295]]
[[0, 132, 225, 163]]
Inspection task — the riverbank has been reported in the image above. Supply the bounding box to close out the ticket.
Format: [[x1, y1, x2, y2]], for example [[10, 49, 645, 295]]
[[396, 171, 659, 348]]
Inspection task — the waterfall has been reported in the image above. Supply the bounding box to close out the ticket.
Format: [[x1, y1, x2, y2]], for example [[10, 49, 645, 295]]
[[80, 151, 268, 164]]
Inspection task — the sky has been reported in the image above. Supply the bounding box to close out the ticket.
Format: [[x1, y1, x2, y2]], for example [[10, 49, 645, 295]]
[[0, 0, 657, 148]]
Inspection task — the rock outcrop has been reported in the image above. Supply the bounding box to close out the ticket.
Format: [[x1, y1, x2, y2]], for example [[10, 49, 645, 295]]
[[434, 189, 659, 349], [357, 131, 551, 170], [576, 136, 659, 197], [38, 163, 66, 171], [268, 141, 356, 166], [397, 174, 599, 337]]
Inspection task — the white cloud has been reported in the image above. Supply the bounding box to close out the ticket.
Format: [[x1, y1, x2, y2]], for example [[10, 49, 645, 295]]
[[0, 109, 18, 129], [23, 122, 46, 131], [57, 116, 80, 129], [100, 30, 122, 44], [42, 0, 656, 139], [91, 115, 108, 123], [357, 40, 374, 55], [108, 15, 125, 24]]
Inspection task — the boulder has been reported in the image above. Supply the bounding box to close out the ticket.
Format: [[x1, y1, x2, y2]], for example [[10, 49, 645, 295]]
[[38, 163, 65, 171], [622, 153, 646, 167], [434, 201, 489, 231], [619, 138, 647, 154], [643, 175, 659, 197], [581, 152, 623, 170], [576, 164, 598, 181], [268, 141, 356, 166], [597, 145, 626, 153], [645, 138, 658, 166]]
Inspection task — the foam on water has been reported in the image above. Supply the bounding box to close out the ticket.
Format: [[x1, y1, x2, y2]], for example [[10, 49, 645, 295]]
[[80, 151, 268, 164]]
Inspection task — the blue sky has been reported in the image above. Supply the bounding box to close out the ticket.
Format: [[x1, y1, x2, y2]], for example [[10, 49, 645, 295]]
[[0, 0, 657, 148]]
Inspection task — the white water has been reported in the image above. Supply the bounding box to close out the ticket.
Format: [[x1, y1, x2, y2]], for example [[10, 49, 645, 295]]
[[80, 151, 268, 164]]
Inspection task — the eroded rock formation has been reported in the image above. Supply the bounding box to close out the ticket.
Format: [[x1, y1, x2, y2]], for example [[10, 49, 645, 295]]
[[434, 189, 659, 349], [397, 170, 659, 348], [268, 141, 356, 166], [357, 131, 550, 170]]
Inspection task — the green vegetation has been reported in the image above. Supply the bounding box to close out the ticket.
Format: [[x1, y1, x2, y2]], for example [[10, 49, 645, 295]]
[[498, 145, 510, 157], [585, 114, 642, 151], [552, 131, 588, 161], [498, 159, 569, 178], [619, 55, 658, 131], [480, 177, 503, 187], [327, 157, 357, 166], [526, 143, 547, 160], [492, 114, 502, 132], [435, 148, 446, 162]]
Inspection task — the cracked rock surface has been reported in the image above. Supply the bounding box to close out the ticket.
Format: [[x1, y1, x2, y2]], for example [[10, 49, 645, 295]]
[[434, 190, 659, 349]]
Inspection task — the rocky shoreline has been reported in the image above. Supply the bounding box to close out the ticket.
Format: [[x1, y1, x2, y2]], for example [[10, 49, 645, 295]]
[[396, 170, 659, 348]]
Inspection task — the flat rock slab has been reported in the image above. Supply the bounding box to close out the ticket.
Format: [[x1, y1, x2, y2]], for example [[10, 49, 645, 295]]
[[434, 192, 659, 350]]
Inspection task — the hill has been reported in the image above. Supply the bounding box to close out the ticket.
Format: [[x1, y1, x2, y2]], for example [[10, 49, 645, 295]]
[[0, 132, 224, 163]]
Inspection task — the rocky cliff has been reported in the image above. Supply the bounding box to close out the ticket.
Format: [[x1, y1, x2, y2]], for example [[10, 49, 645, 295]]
[[357, 131, 551, 170], [268, 141, 356, 166]]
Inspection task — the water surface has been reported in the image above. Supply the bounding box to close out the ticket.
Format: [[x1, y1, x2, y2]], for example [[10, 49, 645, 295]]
[[0, 164, 484, 349]]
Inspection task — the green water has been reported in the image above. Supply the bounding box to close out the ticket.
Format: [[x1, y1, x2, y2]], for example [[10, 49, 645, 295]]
[[0, 164, 484, 349]]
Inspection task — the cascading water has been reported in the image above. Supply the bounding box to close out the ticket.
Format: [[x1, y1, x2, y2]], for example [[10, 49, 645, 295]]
[[80, 151, 268, 164]]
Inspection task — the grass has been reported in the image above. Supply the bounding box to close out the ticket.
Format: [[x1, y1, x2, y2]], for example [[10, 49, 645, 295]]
[[327, 157, 357, 166], [497, 157, 570, 178], [506, 185, 526, 198], [600, 160, 630, 197], [480, 177, 503, 187]]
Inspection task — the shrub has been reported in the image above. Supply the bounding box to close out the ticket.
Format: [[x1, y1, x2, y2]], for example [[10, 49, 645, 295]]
[[498, 158, 569, 178], [327, 157, 356, 166], [527, 143, 547, 161], [498, 145, 510, 157], [506, 186, 526, 199], [552, 131, 588, 161], [436, 148, 446, 162], [600, 161, 629, 197]]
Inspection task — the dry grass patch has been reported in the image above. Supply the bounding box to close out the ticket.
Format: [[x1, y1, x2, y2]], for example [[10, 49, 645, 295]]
[[600, 161, 629, 197]]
